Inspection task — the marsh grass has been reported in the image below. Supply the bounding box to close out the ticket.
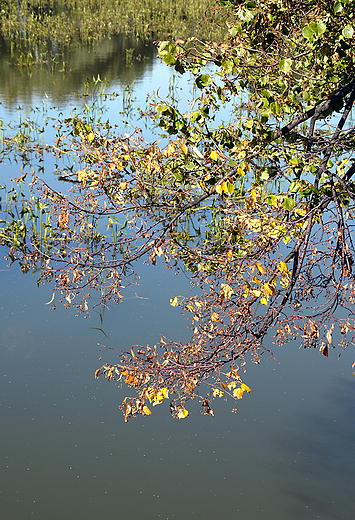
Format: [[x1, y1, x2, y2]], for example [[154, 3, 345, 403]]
[[1, 0, 225, 68]]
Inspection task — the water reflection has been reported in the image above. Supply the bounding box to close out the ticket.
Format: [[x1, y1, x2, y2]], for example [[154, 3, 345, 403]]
[[1, 253, 354, 519], [0, 34, 157, 109], [271, 376, 355, 519]]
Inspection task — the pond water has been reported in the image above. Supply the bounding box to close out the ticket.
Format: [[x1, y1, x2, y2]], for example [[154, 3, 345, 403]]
[[1, 35, 355, 520]]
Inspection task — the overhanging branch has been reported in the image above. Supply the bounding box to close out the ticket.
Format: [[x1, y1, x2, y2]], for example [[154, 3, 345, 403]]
[[273, 75, 355, 140]]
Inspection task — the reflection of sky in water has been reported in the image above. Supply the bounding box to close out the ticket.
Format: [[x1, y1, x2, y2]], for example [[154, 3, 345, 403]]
[[1, 248, 355, 519]]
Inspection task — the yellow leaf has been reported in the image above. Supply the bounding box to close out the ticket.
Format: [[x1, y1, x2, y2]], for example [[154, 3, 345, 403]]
[[160, 387, 169, 399], [216, 184, 223, 195], [241, 383, 251, 393], [220, 283, 234, 299], [278, 261, 289, 274], [143, 405, 152, 415], [263, 282, 275, 296], [252, 275, 261, 284], [177, 407, 189, 419], [326, 324, 334, 344], [237, 167, 246, 176], [170, 296, 180, 307], [210, 150, 219, 161], [180, 142, 188, 155], [213, 388, 224, 397], [255, 262, 265, 275], [153, 394, 164, 406], [260, 297, 268, 305], [87, 132, 95, 141], [227, 368, 240, 379], [163, 143, 176, 157], [227, 381, 236, 390], [119, 181, 129, 190], [233, 388, 244, 399], [146, 387, 156, 402], [211, 312, 219, 322], [221, 382, 227, 389], [220, 181, 228, 193], [77, 169, 88, 187], [295, 207, 306, 216], [151, 161, 160, 173], [251, 189, 258, 202]]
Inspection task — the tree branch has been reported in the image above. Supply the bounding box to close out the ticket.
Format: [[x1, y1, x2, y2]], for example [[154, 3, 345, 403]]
[[273, 75, 355, 140]]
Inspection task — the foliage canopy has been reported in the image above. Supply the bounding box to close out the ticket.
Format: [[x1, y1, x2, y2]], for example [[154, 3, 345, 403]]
[[1, 0, 355, 420]]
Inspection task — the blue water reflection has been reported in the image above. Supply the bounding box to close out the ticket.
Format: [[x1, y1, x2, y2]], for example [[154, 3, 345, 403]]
[[1, 248, 354, 519]]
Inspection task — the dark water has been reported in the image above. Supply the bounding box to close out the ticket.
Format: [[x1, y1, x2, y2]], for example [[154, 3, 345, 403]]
[[1, 36, 355, 520]]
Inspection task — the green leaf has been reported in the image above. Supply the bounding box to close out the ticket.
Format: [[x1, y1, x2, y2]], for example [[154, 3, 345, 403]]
[[289, 180, 302, 194], [156, 104, 168, 114], [261, 109, 270, 122], [302, 25, 314, 40], [158, 41, 170, 53], [243, 120, 254, 129], [240, 8, 254, 22], [185, 160, 197, 170], [311, 22, 326, 35], [334, 0, 343, 13], [190, 110, 201, 123], [260, 168, 271, 181], [283, 197, 296, 211], [222, 58, 234, 74], [279, 58, 292, 73], [195, 74, 212, 89], [342, 25, 354, 39], [265, 194, 277, 206], [163, 53, 177, 66], [174, 171, 184, 182], [270, 102, 281, 116]]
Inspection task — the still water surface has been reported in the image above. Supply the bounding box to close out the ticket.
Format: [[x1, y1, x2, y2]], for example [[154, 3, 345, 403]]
[[0, 36, 354, 520]]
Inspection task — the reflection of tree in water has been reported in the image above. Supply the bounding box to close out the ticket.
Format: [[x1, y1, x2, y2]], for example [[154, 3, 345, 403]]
[[271, 377, 355, 519], [0, 34, 157, 109]]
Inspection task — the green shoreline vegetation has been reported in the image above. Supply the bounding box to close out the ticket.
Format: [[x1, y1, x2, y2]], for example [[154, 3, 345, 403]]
[[0, 0, 224, 67]]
